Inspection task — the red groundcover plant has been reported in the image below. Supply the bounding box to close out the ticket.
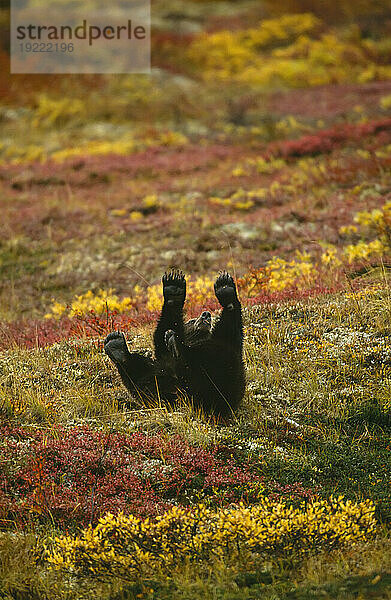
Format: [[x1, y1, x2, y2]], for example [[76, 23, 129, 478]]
[[268, 117, 391, 158], [0, 310, 156, 351], [0, 426, 317, 529]]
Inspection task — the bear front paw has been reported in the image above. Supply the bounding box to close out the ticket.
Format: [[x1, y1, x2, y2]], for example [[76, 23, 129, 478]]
[[214, 271, 239, 309], [162, 269, 186, 306], [104, 331, 129, 364]]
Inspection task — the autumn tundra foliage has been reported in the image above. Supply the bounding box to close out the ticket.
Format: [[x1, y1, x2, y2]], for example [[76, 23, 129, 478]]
[[0, 1, 390, 598]]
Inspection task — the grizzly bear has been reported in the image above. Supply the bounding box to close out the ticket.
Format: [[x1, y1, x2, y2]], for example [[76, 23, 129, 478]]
[[104, 270, 244, 418]]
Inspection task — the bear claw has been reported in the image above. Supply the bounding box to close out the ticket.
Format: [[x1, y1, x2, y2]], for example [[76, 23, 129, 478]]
[[214, 271, 238, 308], [164, 329, 180, 358], [162, 269, 186, 305]]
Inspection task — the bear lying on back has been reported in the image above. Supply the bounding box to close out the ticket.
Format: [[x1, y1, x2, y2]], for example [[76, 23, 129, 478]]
[[104, 270, 245, 419]]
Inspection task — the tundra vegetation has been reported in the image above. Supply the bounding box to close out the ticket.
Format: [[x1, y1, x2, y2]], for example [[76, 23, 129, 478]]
[[0, 1, 390, 598]]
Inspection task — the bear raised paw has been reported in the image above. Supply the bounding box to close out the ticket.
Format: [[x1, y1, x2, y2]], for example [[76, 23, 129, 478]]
[[104, 331, 129, 364], [214, 271, 239, 309], [162, 269, 186, 306], [104, 270, 244, 419]]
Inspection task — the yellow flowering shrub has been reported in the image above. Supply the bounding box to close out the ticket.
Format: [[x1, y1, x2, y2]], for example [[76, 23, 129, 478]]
[[32, 94, 86, 128], [188, 14, 391, 88], [336, 199, 391, 263], [320, 244, 342, 267], [234, 200, 255, 211], [189, 275, 217, 304], [52, 139, 136, 162], [275, 115, 314, 135], [209, 189, 255, 211], [380, 93, 391, 110], [209, 184, 288, 211], [46, 496, 376, 581], [142, 194, 159, 209], [358, 64, 391, 84], [45, 289, 139, 319], [3, 144, 46, 163], [344, 239, 386, 264], [232, 157, 286, 177], [354, 203, 391, 229], [239, 251, 331, 296], [144, 283, 163, 312], [339, 224, 358, 236], [209, 197, 235, 208], [265, 253, 316, 291], [52, 132, 187, 162], [272, 33, 367, 66], [188, 14, 321, 77], [110, 208, 128, 217], [129, 211, 144, 222], [3, 131, 188, 164]]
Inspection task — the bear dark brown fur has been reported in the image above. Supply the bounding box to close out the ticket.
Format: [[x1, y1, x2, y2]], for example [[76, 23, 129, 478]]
[[104, 270, 244, 418]]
